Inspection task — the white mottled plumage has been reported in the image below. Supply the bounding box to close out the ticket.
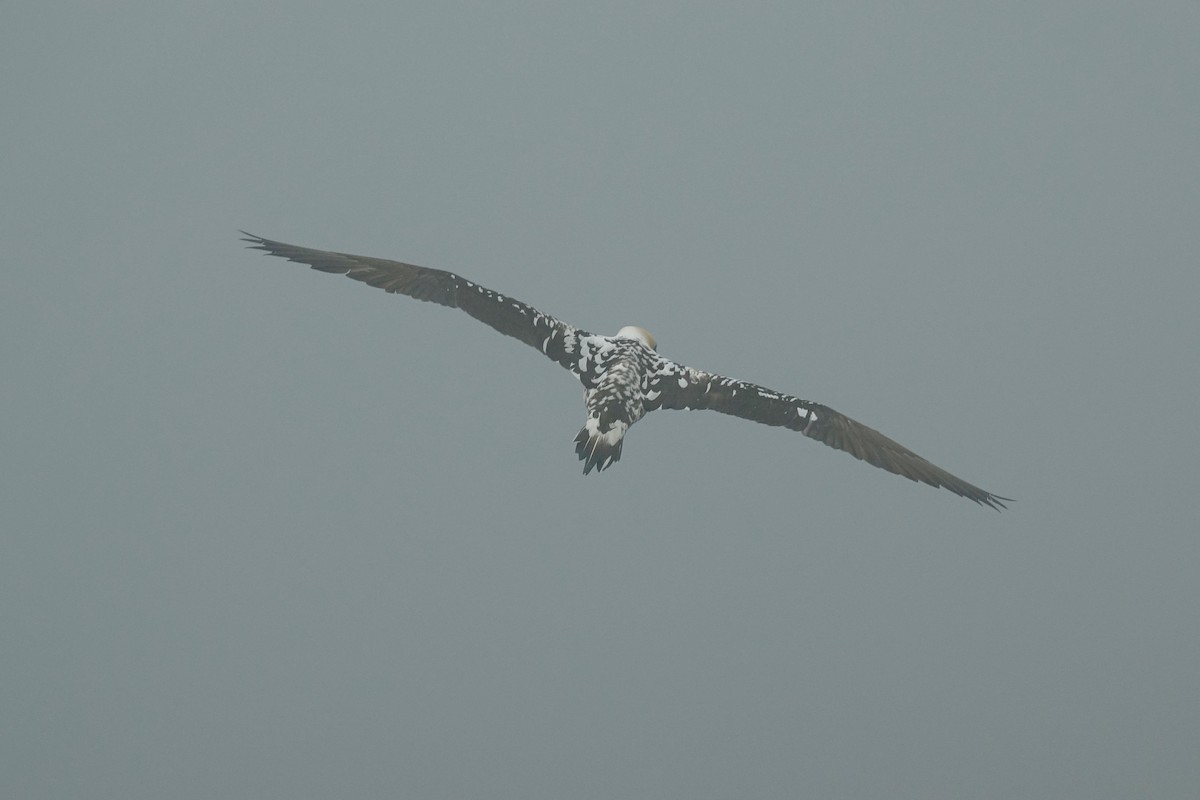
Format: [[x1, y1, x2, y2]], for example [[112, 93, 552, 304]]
[[243, 233, 1010, 509]]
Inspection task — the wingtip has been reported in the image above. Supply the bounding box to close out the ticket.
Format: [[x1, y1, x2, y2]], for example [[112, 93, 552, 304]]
[[981, 494, 1014, 512]]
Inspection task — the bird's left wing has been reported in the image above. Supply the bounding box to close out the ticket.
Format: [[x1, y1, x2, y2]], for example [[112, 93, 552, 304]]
[[649, 361, 1009, 509], [242, 233, 592, 374]]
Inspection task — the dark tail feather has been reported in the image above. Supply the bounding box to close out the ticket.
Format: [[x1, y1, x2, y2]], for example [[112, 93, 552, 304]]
[[573, 427, 623, 475]]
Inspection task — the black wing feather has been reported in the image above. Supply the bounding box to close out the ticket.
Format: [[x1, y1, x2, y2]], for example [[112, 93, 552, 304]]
[[653, 364, 1010, 510], [242, 232, 589, 373]]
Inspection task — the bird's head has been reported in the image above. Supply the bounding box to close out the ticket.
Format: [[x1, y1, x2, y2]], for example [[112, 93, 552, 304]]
[[616, 326, 657, 350]]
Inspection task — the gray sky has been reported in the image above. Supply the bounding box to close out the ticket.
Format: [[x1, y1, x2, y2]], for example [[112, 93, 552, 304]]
[[3, 2, 1198, 798]]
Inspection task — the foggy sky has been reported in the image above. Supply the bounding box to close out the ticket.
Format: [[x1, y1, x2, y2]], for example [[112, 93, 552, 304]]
[[3, 3, 1198, 798]]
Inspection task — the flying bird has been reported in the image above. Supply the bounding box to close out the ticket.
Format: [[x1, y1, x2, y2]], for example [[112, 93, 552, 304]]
[[242, 233, 1010, 509]]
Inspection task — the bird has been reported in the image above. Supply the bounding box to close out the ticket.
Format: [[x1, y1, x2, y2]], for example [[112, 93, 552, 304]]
[[242, 232, 1010, 510]]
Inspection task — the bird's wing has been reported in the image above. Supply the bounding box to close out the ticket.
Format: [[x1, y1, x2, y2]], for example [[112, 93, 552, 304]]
[[649, 361, 1009, 510], [242, 233, 591, 374]]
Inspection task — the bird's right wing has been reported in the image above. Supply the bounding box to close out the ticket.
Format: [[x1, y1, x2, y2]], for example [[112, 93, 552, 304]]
[[649, 361, 1010, 510], [242, 233, 592, 374]]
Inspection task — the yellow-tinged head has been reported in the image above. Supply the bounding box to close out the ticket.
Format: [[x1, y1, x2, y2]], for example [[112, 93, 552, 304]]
[[616, 326, 657, 350]]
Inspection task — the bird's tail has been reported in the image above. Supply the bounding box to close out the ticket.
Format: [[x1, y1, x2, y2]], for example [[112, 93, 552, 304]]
[[573, 421, 626, 475]]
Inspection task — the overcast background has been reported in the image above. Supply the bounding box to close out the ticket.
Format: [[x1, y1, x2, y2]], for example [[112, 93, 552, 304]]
[[3, 3, 1198, 798]]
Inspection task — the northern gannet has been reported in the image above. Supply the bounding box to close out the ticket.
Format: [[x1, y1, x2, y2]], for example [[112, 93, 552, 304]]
[[243, 233, 1009, 509]]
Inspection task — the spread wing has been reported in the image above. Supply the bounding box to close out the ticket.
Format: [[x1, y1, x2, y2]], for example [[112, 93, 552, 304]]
[[650, 362, 1010, 510], [242, 233, 591, 373]]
